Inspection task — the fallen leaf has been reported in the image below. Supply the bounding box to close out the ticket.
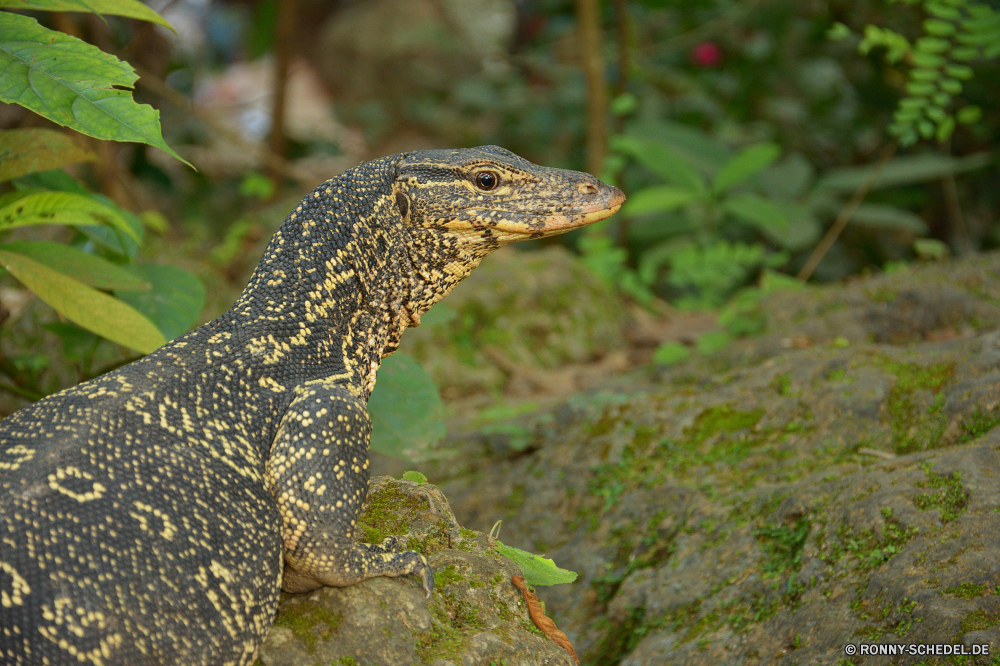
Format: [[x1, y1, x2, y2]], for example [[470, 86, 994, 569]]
[[512, 575, 579, 664]]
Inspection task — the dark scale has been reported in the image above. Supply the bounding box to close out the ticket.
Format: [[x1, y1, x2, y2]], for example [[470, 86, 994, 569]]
[[0, 146, 623, 665]]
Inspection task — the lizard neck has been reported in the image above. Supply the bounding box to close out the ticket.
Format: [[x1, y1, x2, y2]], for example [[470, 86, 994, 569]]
[[228, 157, 419, 400]]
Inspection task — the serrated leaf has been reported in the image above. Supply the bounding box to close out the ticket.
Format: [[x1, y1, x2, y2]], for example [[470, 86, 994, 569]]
[[722, 193, 788, 233], [816, 153, 993, 191], [0, 249, 164, 353], [402, 470, 427, 485], [495, 541, 577, 586], [0, 13, 190, 165], [0, 0, 173, 30], [622, 186, 698, 217], [850, 203, 929, 234], [0, 128, 95, 181], [116, 264, 204, 340], [0, 190, 139, 240], [0, 240, 148, 290], [368, 352, 446, 460], [712, 143, 781, 195]]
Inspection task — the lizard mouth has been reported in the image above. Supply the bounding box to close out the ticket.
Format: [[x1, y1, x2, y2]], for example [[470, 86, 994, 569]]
[[451, 184, 626, 237]]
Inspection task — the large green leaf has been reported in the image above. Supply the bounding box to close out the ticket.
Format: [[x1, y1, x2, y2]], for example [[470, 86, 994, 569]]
[[622, 185, 698, 217], [116, 264, 205, 340], [0, 1, 173, 29], [722, 194, 789, 234], [0, 190, 139, 240], [849, 204, 929, 234], [611, 135, 706, 193], [0, 128, 95, 181], [368, 352, 446, 459], [0, 13, 189, 165], [712, 142, 782, 195], [0, 249, 164, 353], [494, 541, 577, 586], [0, 240, 148, 290], [815, 153, 993, 192]]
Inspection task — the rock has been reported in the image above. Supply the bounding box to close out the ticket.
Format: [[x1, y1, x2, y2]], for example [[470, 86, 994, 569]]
[[258, 477, 575, 666], [398, 246, 627, 400], [426, 253, 1000, 665]]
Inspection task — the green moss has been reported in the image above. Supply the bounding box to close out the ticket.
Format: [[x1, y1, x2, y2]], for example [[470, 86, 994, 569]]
[[272, 601, 343, 655], [960, 608, 1000, 633], [957, 408, 1000, 445], [414, 567, 489, 664], [943, 583, 989, 598], [756, 516, 810, 577], [434, 565, 467, 589], [356, 485, 428, 544], [331, 658, 358, 666], [685, 405, 765, 444], [913, 466, 968, 523], [877, 358, 955, 455]]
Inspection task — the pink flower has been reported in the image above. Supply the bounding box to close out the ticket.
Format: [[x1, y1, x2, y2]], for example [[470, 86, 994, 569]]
[[690, 42, 723, 68]]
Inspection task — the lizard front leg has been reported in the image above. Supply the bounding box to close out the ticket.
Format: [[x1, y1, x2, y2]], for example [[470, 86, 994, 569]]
[[266, 379, 433, 596]]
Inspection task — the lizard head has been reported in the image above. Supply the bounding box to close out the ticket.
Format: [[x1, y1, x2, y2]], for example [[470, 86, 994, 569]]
[[393, 145, 625, 243]]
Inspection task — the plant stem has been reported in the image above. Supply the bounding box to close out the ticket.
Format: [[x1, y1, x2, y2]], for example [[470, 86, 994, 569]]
[[797, 141, 898, 282]]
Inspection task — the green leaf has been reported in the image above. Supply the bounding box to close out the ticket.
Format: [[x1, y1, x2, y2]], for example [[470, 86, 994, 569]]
[[13, 167, 87, 193], [923, 18, 956, 36], [816, 153, 993, 191], [494, 541, 577, 586], [0, 240, 148, 290], [0, 0, 173, 30], [0, 128, 95, 181], [402, 470, 428, 484], [653, 341, 690, 366], [0, 249, 164, 353], [0, 13, 189, 165], [957, 105, 982, 124], [0, 190, 140, 241], [368, 352, 446, 459], [826, 22, 851, 41], [116, 264, 204, 340], [611, 135, 706, 193], [849, 203, 929, 234], [712, 143, 781, 194], [722, 194, 789, 233], [696, 330, 733, 355], [622, 186, 698, 217]]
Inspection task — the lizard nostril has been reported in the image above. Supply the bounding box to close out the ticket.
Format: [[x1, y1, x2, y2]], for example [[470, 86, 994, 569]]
[[579, 182, 599, 196]]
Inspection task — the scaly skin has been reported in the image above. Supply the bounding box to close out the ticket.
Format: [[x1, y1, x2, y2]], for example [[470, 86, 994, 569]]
[[0, 146, 624, 665]]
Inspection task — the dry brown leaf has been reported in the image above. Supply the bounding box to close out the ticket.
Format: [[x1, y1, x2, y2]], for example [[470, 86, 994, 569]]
[[512, 575, 579, 664]]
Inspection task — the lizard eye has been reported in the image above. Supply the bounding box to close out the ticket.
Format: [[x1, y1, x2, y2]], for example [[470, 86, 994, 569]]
[[474, 171, 499, 191]]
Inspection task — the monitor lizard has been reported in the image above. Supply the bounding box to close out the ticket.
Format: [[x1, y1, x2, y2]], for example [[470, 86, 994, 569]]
[[0, 145, 624, 665]]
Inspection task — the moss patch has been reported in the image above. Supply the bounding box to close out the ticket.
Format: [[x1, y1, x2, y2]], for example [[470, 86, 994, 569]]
[[356, 485, 429, 544], [272, 601, 343, 655], [756, 516, 810, 577], [943, 583, 989, 599], [877, 358, 955, 455], [960, 608, 1000, 633], [913, 466, 969, 524]]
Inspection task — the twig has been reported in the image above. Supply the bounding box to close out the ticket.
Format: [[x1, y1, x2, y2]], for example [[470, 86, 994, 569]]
[[797, 141, 898, 282], [575, 0, 608, 176], [267, 0, 299, 187], [858, 447, 896, 460]]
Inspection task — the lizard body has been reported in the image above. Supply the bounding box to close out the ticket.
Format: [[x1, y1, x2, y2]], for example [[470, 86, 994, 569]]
[[0, 146, 623, 665]]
